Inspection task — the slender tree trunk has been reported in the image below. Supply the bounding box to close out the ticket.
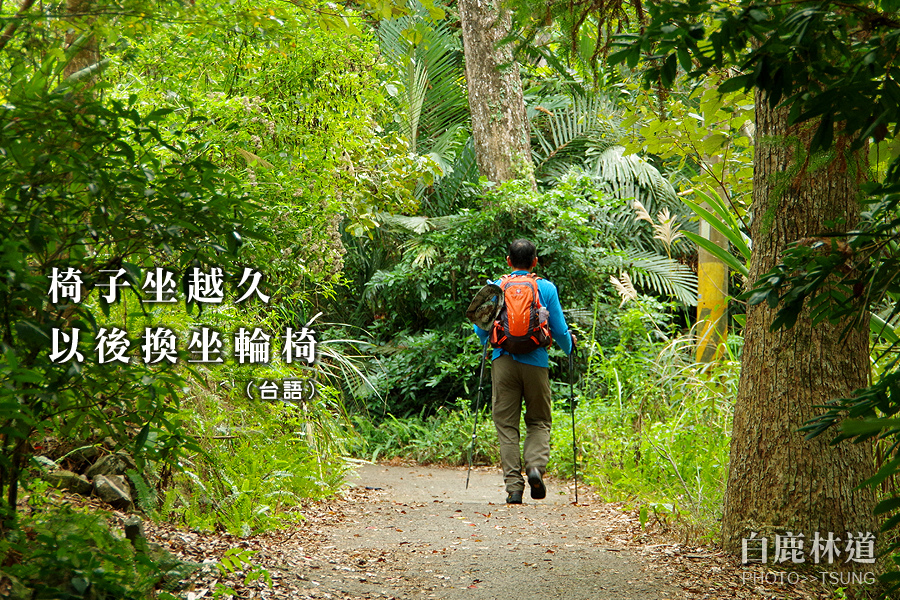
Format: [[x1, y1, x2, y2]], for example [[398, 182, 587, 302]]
[[63, 0, 99, 81], [0, 0, 36, 54], [458, 0, 534, 185], [721, 89, 876, 559]]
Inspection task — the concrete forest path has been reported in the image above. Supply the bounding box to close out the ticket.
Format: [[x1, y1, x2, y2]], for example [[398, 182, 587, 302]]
[[302, 463, 677, 599], [159, 463, 838, 599]]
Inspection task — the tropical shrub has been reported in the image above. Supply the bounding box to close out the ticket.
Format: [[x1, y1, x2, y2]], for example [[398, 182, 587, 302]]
[[348, 174, 697, 416]]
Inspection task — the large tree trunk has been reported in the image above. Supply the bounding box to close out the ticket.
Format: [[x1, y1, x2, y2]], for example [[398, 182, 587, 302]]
[[721, 90, 877, 557], [458, 0, 533, 185]]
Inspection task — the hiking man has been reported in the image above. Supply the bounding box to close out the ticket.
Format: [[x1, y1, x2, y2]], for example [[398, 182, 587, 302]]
[[473, 239, 575, 504]]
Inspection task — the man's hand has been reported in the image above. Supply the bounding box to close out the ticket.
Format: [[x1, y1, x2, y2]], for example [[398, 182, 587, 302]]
[[570, 332, 577, 350]]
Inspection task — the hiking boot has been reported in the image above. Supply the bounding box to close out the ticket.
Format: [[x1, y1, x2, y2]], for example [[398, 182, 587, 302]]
[[506, 491, 523, 504], [527, 467, 546, 500]]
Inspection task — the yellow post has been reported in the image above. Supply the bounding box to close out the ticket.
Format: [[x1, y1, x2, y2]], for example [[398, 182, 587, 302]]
[[696, 216, 729, 362]]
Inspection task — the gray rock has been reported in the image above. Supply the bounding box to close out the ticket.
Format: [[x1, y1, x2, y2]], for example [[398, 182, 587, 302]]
[[43, 469, 92, 496], [124, 515, 145, 549], [93, 474, 133, 509], [33, 455, 58, 469], [85, 451, 137, 480], [66, 445, 101, 469]]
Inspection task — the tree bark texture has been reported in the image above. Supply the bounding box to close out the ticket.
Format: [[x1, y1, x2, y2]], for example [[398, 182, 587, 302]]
[[457, 0, 533, 185], [63, 0, 99, 81], [721, 89, 877, 556]]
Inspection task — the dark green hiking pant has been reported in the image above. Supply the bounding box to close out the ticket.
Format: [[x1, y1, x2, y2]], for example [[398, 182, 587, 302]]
[[491, 355, 552, 493]]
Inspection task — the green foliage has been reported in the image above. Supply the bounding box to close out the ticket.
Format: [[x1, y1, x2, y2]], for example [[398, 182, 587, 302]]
[[681, 189, 751, 278], [610, 1, 899, 159], [611, 0, 900, 585], [529, 94, 621, 185], [620, 83, 755, 206], [376, 6, 469, 158], [0, 503, 187, 599], [349, 397, 499, 466], [371, 2, 478, 219], [362, 177, 611, 330], [366, 175, 665, 325], [111, 2, 431, 280], [0, 0, 388, 548], [352, 297, 736, 536], [359, 327, 479, 417], [0, 62, 258, 523], [509, 0, 642, 75], [351, 174, 698, 415], [622, 250, 698, 307], [524, 90, 693, 257], [156, 385, 349, 536]]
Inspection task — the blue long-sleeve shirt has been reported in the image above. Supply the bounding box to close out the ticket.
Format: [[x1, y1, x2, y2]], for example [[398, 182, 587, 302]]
[[473, 270, 574, 368]]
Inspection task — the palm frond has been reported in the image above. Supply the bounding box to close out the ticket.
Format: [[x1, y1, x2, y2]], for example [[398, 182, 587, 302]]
[[377, 14, 468, 155], [410, 242, 439, 269], [424, 124, 469, 177], [403, 57, 429, 152], [428, 138, 479, 215], [378, 212, 471, 235], [624, 250, 698, 306], [530, 94, 621, 185], [590, 146, 680, 216]]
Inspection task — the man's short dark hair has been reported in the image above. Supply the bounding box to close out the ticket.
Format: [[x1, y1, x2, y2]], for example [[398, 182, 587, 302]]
[[508, 239, 537, 269]]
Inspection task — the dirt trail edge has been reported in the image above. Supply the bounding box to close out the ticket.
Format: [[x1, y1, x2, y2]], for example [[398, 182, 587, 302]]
[[298, 463, 677, 600]]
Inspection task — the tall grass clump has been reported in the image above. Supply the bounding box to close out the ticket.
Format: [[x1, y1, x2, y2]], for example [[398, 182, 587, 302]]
[[136, 303, 360, 536], [348, 397, 500, 466], [550, 297, 739, 537], [155, 383, 351, 536]]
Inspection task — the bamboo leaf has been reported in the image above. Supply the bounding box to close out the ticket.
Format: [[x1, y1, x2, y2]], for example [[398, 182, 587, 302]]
[[683, 231, 749, 277], [682, 193, 751, 260]]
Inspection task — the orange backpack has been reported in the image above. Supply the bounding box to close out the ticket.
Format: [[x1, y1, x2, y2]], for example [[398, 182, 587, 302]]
[[489, 273, 551, 354]]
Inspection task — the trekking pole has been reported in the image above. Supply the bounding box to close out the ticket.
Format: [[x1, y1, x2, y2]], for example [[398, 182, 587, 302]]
[[569, 348, 578, 504], [466, 345, 489, 490]]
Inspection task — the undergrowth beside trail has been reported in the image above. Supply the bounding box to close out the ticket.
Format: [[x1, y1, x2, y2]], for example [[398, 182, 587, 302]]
[[348, 397, 500, 466]]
